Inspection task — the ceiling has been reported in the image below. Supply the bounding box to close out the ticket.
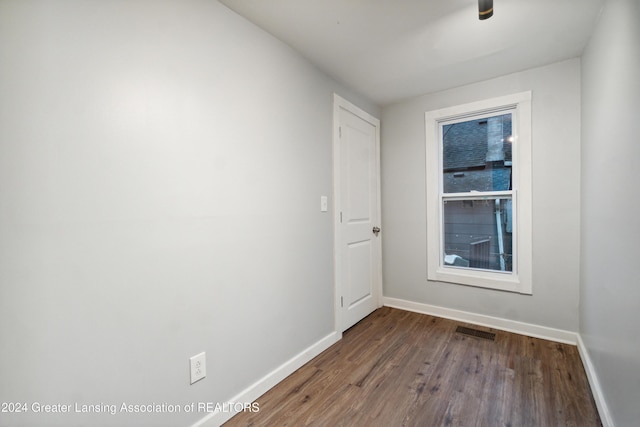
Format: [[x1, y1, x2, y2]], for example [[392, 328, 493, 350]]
[[219, 0, 604, 106]]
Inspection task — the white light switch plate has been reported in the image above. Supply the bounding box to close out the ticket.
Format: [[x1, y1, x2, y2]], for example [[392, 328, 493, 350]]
[[320, 196, 328, 212], [190, 352, 206, 384]]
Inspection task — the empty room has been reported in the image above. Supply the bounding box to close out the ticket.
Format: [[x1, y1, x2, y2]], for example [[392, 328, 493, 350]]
[[1, 0, 638, 426]]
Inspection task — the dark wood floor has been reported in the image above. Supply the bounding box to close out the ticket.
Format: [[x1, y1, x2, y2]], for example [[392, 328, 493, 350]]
[[225, 307, 601, 427]]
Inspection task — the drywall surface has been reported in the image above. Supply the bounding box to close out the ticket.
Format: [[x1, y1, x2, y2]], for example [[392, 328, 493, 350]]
[[0, 1, 378, 426], [580, 0, 640, 425], [381, 58, 582, 331]]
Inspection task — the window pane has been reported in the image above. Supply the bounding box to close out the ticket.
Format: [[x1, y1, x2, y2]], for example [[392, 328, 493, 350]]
[[442, 113, 512, 193], [443, 198, 512, 272]]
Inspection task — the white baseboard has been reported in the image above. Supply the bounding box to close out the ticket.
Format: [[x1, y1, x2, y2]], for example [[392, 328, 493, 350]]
[[191, 331, 340, 427], [576, 335, 615, 427], [383, 296, 578, 344]]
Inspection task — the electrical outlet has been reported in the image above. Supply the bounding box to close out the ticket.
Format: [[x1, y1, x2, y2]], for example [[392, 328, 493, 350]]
[[190, 352, 206, 384]]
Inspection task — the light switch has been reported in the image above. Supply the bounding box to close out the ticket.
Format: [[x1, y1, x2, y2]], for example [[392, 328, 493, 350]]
[[320, 196, 328, 212]]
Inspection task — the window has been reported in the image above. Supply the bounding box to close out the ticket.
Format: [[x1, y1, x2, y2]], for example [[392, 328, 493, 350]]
[[426, 92, 532, 294]]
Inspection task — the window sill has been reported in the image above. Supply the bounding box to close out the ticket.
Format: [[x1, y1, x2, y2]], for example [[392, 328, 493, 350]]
[[428, 266, 532, 295]]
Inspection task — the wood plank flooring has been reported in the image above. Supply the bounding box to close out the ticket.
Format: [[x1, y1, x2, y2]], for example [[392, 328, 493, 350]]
[[224, 307, 601, 427]]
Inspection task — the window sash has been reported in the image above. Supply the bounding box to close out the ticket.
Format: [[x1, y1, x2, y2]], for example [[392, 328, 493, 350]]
[[438, 108, 517, 276], [439, 193, 516, 275], [438, 108, 516, 195], [425, 91, 532, 294]]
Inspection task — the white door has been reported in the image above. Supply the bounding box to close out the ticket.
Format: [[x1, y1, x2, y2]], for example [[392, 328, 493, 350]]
[[333, 94, 382, 332]]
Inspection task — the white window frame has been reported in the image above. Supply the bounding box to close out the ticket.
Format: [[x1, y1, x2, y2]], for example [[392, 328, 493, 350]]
[[425, 91, 532, 294]]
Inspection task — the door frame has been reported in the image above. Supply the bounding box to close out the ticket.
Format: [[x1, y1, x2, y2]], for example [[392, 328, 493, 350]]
[[332, 93, 383, 334]]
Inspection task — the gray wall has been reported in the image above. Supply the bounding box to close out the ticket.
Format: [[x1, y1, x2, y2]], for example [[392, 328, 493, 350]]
[[580, 0, 640, 425], [381, 58, 582, 331], [0, 1, 378, 426]]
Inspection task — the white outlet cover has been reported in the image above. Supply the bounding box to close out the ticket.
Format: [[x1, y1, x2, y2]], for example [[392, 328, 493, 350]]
[[190, 352, 206, 384]]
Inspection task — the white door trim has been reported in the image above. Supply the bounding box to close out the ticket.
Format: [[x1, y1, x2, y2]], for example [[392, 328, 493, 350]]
[[332, 93, 382, 333]]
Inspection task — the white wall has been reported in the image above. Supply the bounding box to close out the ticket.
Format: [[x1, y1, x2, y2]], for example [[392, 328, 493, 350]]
[[381, 59, 582, 331], [580, 0, 640, 425], [0, 1, 378, 426]]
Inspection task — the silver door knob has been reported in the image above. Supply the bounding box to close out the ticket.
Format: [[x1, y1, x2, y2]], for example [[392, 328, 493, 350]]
[[372, 226, 381, 236]]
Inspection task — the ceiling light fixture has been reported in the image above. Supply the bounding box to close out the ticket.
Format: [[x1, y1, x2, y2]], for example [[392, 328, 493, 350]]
[[478, 0, 494, 20]]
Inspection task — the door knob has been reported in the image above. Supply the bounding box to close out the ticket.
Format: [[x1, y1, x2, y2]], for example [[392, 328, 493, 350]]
[[372, 226, 381, 236]]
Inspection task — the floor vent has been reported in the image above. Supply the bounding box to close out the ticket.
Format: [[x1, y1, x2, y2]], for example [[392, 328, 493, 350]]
[[455, 326, 496, 341]]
